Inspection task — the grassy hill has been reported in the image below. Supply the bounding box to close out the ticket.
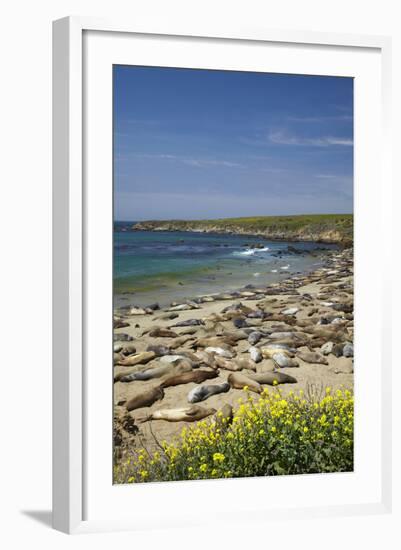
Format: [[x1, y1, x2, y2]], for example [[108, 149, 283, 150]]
[[132, 214, 353, 246]]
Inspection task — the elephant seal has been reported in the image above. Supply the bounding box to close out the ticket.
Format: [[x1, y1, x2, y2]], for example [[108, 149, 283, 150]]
[[261, 344, 295, 357], [115, 351, 156, 367], [187, 382, 230, 403], [114, 352, 124, 364], [113, 333, 134, 342], [228, 373, 262, 394], [248, 371, 297, 385], [169, 335, 196, 349], [249, 346, 262, 363], [126, 386, 165, 412], [161, 369, 219, 388], [216, 403, 234, 427], [248, 331, 263, 345], [234, 357, 257, 372], [114, 318, 130, 329], [297, 351, 328, 365], [139, 405, 216, 423], [146, 344, 170, 356], [148, 327, 178, 338], [120, 361, 192, 383], [194, 336, 237, 348], [121, 344, 137, 356], [172, 319, 205, 327], [272, 353, 299, 368], [214, 356, 243, 372], [205, 346, 236, 359]]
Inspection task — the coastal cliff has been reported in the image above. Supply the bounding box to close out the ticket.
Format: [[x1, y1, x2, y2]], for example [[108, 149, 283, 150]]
[[132, 214, 353, 246]]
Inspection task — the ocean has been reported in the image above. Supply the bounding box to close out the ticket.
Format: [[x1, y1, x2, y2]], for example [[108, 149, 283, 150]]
[[113, 222, 337, 308]]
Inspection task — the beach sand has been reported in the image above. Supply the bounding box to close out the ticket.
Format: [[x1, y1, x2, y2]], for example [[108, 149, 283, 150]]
[[113, 248, 353, 460]]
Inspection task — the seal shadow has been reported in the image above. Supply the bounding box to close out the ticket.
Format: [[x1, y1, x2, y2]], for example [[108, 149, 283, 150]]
[[21, 510, 52, 528]]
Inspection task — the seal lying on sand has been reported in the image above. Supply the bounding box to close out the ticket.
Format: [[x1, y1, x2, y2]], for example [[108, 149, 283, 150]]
[[115, 351, 156, 367], [187, 382, 230, 403], [148, 327, 178, 338], [297, 351, 328, 365], [271, 353, 299, 368], [126, 386, 165, 412], [214, 356, 242, 372], [204, 346, 236, 359], [161, 369, 219, 388], [248, 371, 297, 385], [227, 373, 262, 394], [139, 405, 216, 423], [120, 361, 192, 383], [261, 344, 295, 358]]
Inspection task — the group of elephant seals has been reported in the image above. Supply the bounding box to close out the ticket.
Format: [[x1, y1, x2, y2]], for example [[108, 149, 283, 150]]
[[187, 382, 230, 403], [126, 386, 165, 412], [139, 405, 216, 423], [161, 368, 219, 388]]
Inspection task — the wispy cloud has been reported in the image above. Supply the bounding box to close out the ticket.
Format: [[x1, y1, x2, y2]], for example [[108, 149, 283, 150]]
[[269, 130, 353, 147], [287, 115, 352, 123], [133, 153, 244, 168]]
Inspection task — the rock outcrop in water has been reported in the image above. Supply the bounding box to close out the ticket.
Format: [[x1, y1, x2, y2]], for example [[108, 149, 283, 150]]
[[132, 214, 353, 246]]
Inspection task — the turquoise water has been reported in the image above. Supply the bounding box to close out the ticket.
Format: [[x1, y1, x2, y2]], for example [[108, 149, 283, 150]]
[[114, 222, 337, 307]]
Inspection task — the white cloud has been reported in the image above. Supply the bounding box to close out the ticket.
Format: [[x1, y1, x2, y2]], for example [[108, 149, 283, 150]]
[[132, 153, 243, 168], [287, 115, 353, 123], [269, 130, 353, 147]]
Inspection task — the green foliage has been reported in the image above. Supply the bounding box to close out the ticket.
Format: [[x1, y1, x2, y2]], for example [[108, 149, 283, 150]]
[[133, 214, 354, 244], [114, 386, 354, 483]]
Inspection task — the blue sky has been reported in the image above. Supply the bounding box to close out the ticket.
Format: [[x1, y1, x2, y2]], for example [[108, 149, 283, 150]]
[[114, 66, 353, 221]]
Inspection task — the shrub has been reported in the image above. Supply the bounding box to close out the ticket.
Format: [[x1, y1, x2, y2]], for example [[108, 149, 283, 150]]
[[114, 386, 353, 484]]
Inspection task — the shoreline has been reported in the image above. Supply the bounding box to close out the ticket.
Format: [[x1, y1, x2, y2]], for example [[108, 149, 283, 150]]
[[113, 246, 354, 462], [114, 234, 338, 308]]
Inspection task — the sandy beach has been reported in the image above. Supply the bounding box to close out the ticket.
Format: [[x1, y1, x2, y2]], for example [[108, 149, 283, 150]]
[[113, 247, 353, 462]]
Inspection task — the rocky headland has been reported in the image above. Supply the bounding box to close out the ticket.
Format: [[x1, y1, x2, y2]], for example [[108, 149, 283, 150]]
[[131, 214, 353, 246]]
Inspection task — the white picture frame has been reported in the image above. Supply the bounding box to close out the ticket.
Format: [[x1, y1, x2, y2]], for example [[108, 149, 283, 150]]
[[52, 16, 392, 534]]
